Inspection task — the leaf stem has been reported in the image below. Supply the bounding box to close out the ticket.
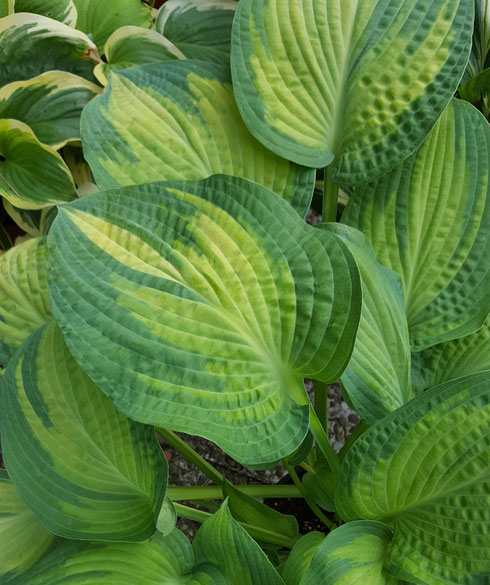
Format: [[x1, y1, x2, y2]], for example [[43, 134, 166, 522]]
[[322, 166, 339, 222], [155, 427, 224, 485], [166, 484, 303, 501], [313, 379, 328, 433], [309, 406, 340, 476]]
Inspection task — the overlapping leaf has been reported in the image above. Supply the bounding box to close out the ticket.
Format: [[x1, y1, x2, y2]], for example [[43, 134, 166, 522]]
[[1, 321, 167, 541], [0, 470, 56, 582], [3, 201, 53, 237], [0, 13, 98, 85], [155, 0, 237, 65], [281, 532, 324, 585], [336, 371, 490, 585], [81, 61, 314, 216], [463, 0, 489, 81], [231, 0, 472, 184], [0, 72, 100, 149], [0, 236, 51, 367], [0, 119, 77, 210], [320, 224, 413, 423], [94, 26, 184, 86], [8, 0, 77, 25], [343, 99, 490, 350], [47, 175, 361, 465]]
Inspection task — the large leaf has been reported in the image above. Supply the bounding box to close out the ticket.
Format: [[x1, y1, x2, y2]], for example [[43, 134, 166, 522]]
[[0, 119, 77, 210], [336, 371, 490, 585], [0, 470, 56, 582], [1, 321, 167, 541], [301, 521, 394, 585], [0, 13, 98, 85], [81, 60, 315, 217], [281, 532, 324, 585], [47, 175, 361, 465], [72, 0, 151, 51], [10, 0, 77, 25], [342, 99, 490, 350], [231, 0, 473, 184], [193, 501, 285, 585], [320, 223, 413, 423], [0, 72, 100, 149], [155, 0, 237, 65], [0, 236, 51, 367], [411, 313, 490, 392], [94, 26, 184, 86]]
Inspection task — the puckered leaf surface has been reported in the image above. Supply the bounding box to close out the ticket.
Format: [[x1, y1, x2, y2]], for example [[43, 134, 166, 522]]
[[1, 321, 167, 541], [81, 61, 315, 217], [336, 371, 490, 585], [47, 175, 361, 465], [343, 99, 490, 350], [231, 0, 473, 184]]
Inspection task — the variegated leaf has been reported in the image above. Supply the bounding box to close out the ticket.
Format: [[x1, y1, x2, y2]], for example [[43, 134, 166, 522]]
[[9, 0, 77, 26]]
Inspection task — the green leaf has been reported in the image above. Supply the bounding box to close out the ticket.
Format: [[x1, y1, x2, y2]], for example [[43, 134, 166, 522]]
[[0, 119, 78, 210], [1, 321, 167, 541], [342, 99, 490, 350], [155, 0, 237, 65], [94, 26, 184, 86], [0, 236, 51, 368], [0, 13, 98, 86], [231, 0, 473, 184], [81, 60, 315, 217], [47, 175, 361, 466], [0, 72, 101, 149], [3, 200, 50, 236], [336, 371, 490, 585], [0, 470, 56, 581], [320, 224, 413, 423], [281, 532, 324, 585], [72, 0, 151, 51], [156, 497, 177, 537], [11, 0, 77, 26], [463, 0, 490, 80], [411, 313, 490, 392], [0, 0, 12, 18], [193, 501, 285, 585], [459, 67, 490, 118], [302, 462, 335, 512], [301, 521, 393, 585]]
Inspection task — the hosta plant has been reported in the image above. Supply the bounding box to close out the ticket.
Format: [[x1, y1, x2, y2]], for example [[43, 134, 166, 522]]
[[0, 1, 489, 584]]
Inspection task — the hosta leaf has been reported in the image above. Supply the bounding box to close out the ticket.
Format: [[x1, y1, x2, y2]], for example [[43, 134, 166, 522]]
[[0, 470, 56, 581], [155, 0, 237, 65], [94, 26, 184, 86], [11, 0, 77, 26], [281, 532, 324, 585], [0, 0, 11, 17], [302, 462, 335, 512], [342, 99, 490, 350], [0, 236, 51, 367], [0, 72, 100, 149], [320, 224, 413, 423], [459, 67, 490, 117], [3, 200, 52, 236], [1, 321, 167, 541], [336, 371, 490, 585], [0, 13, 98, 85], [156, 497, 177, 536], [0, 119, 77, 210], [81, 61, 314, 217], [193, 501, 285, 585], [231, 0, 473, 184], [47, 175, 361, 465], [72, 0, 151, 51], [411, 313, 490, 392], [464, 0, 490, 80], [301, 521, 393, 585]]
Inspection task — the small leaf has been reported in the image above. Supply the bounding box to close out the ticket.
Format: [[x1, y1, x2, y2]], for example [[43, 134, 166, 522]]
[[0, 119, 77, 210], [3, 200, 50, 236], [81, 60, 315, 217], [281, 532, 324, 585], [0, 72, 100, 149], [155, 0, 237, 65], [11, 0, 77, 26], [463, 0, 490, 81], [302, 462, 335, 513], [156, 497, 177, 536], [343, 99, 490, 350], [1, 322, 167, 541], [193, 501, 285, 585]]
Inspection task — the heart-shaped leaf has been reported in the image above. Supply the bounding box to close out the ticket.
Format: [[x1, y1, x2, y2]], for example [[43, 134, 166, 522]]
[[0, 72, 100, 149], [281, 532, 324, 585], [47, 175, 361, 465], [10, 0, 77, 26], [336, 371, 490, 585], [0, 13, 98, 85], [319, 223, 413, 423], [0, 119, 77, 210], [342, 99, 490, 350], [231, 0, 473, 184], [155, 0, 237, 65], [0, 236, 51, 368], [0, 470, 56, 581], [81, 61, 315, 217], [1, 321, 167, 541]]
